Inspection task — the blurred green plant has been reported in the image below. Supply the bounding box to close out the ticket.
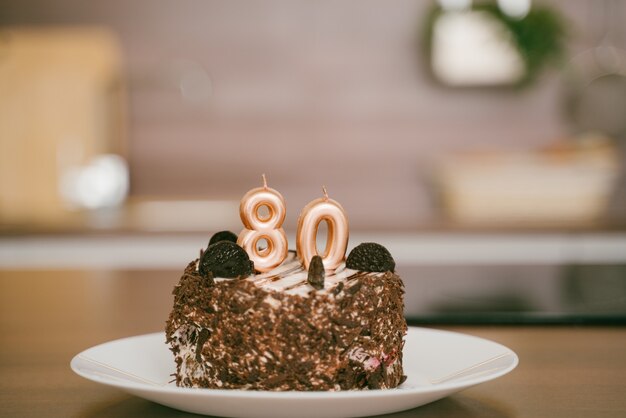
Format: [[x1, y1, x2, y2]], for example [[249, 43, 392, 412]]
[[422, 1, 568, 88]]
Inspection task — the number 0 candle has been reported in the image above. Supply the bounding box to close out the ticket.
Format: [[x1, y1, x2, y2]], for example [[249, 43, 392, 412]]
[[296, 186, 349, 271], [238, 174, 288, 272]]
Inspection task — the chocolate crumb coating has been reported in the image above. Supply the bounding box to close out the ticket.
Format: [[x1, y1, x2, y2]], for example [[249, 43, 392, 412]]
[[166, 259, 407, 391]]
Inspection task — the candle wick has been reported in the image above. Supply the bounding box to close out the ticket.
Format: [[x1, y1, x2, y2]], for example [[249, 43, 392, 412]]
[[197, 248, 204, 271], [322, 185, 329, 200], [262, 173, 268, 189]]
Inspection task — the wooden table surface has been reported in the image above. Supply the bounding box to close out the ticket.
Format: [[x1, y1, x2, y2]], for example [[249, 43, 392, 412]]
[[1, 269, 625, 418]]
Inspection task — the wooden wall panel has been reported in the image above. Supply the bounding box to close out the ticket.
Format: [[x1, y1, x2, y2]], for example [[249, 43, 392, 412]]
[[0, 0, 606, 228]]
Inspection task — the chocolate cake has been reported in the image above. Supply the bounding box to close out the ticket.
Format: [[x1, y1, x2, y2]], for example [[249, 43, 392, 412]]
[[166, 242, 407, 391]]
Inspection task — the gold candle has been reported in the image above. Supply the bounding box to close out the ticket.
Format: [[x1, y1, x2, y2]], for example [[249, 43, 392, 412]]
[[296, 186, 349, 271], [237, 175, 288, 272]]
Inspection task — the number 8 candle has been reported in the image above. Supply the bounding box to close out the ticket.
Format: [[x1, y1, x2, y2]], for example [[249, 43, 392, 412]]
[[238, 174, 288, 272], [296, 186, 349, 271]]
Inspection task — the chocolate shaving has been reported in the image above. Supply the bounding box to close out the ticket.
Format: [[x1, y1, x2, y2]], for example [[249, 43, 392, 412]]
[[367, 368, 384, 389], [229, 298, 252, 313], [345, 281, 362, 295], [307, 255, 325, 290], [332, 281, 344, 295], [195, 328, 210, 362], [246, 369, 259, 383], [263, 373, 287, 387], [333, 316, 360, 328]]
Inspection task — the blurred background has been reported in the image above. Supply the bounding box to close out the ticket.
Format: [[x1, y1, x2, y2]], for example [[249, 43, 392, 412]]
[[1, 0, 626, 323]]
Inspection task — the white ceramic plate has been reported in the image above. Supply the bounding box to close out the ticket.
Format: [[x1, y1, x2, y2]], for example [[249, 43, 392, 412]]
[[71, 327, 517, 418]]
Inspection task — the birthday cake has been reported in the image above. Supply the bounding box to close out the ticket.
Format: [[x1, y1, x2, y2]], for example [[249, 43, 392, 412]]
[[165, 181, 407, 391]]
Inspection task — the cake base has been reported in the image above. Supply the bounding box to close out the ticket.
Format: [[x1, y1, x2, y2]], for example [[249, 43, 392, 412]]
[[166, 261, 406, 391]]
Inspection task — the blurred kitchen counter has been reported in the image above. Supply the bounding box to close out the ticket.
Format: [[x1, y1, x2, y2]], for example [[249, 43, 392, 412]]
[[2, 196, 626, 269], [1, 267, 625, 418]]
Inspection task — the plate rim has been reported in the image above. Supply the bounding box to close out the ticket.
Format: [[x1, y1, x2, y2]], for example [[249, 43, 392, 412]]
[[70, 326, 518, 398]]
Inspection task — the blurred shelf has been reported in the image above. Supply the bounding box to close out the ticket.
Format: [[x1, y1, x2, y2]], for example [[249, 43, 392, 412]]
[[1, 230, 626, 269], [2, 198, 626, 236], [2, 198, 626, 269]]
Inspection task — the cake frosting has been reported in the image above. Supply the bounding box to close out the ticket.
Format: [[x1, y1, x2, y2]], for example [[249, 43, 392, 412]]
[[166, 250, 407, 391], [222, 252, 365, 296]]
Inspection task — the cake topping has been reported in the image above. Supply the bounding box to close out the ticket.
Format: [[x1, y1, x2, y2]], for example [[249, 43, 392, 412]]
[[346, 242, 396, 273], [238, 175, 289, 273], [307, 255, 325, 290], [208, 230, 238, 246], [199, 241, 254, 278], [296, 186, 349, 271]]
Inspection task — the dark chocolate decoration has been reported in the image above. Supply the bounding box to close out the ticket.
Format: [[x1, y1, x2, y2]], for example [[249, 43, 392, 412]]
[[346, 242, 396, 273], [199, 241, 254, 278], [208, 230, 238, 247], [345, 281, 363, 295], [332, 281, 344, 295], [307, 255, 325, 290]]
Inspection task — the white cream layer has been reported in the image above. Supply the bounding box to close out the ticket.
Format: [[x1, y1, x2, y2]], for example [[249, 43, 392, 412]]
[[212, 251, 374, 296]]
